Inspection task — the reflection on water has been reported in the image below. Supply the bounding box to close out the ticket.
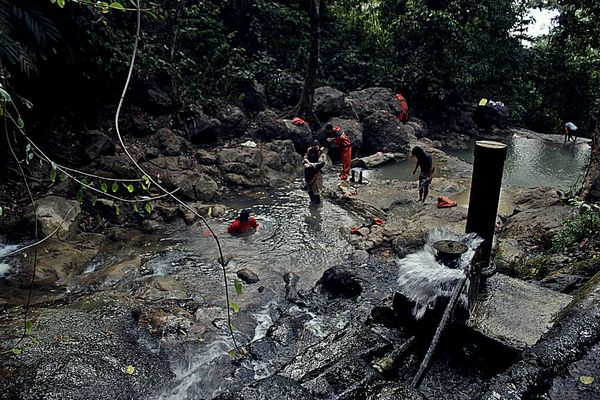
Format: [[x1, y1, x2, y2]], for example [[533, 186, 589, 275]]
[[448, 134, 590, 190], [367, 134, 591, 192]]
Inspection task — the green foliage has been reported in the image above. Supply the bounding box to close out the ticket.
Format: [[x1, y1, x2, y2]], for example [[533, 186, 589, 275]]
[[234, 278, 243, 295], [552, 198, 600, 252]]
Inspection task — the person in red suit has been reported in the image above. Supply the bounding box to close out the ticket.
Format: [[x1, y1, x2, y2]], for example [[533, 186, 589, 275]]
[[227, 209, 259, 234], [325, 124, 352, 180]]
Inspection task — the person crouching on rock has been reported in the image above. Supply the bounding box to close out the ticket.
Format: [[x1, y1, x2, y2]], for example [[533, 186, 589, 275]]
[[325, 124, 352, 180], [303, 139, 327, 205], [228, 209, 259, 235]]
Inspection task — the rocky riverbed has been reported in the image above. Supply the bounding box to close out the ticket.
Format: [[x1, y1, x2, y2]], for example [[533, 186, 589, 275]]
[[1, 86, 598, 399]]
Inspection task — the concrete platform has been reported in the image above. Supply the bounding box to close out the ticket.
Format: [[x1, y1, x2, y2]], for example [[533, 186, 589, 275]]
[[467, 273, 573, 350]]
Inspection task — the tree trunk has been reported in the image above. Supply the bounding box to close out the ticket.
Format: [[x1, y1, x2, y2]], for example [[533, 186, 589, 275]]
[[581, 110, 600, 202], [285, 0, 321, 125]]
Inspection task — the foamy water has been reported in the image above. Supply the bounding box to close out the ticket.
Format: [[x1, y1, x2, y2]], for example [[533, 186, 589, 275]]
[[397, 229, 483, 319], [0, 243, 20, 277]]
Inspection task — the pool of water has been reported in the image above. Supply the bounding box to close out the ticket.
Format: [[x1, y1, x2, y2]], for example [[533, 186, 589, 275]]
[[364, 133, 591, 192]]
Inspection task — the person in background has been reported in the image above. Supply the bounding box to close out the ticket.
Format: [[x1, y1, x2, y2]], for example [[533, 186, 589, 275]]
[[411, 146, 435, 206], [564, 122, 578, 144], [227, 209, 259, 234], [395, 93, 409, 122], [325, 124, 352, 180], [303, 139, 327, 205]]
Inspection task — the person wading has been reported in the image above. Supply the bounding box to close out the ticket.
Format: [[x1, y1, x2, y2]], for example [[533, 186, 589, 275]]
[[227, 209, 259, 235], [325, 124, 352, 180], [303, 139, 327, 205], [412, 146, 435, 206], [563, 121, 578, 144]]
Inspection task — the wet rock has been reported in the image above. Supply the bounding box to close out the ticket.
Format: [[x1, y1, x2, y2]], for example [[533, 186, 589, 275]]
[[345, 87, 400, 120], [82, 130, 116, 162], [154, 203, 178, 221], [284, 272, 300, 302], [140, 219, 162, 234], [237, 268, 259, 284], [352, 152, 403, 168], [260, 140, 304, 186], [317, 266, 362, 298], [364, 382, 425, 400], [24, 196, 81, 239], [362, 110, 411, 154], [0, 294, 173, 400], [302, 355, 381, 399], [151, 127, 190, 156], [135, 276, 189, 302], [213, 375, 315, 400], [314, 86, 346, 120], [540, 273, 584, 293], [482, 277, 600, 399]]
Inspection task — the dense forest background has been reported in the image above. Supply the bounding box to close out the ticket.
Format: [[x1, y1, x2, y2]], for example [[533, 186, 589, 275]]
[[1, 0, 599, 136]]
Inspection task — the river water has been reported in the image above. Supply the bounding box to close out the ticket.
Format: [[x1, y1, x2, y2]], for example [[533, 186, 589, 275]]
[[366, 132, 591, 192]]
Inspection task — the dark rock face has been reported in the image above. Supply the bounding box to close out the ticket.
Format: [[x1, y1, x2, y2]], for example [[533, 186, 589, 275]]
[[213, 375, 316, 400], [345, 87, 400, 120], [318, 266, 362, 298], [216, 106, 248, 138], [91, 155, 141, 178], [186, 110, 222, 144], [313, 86, 346, 120], [254, 110, 288, 141], [82, 130, 116, 162], [283, 119, 313, 154], [362, 110, 411, 154], [241, 80, 268, 112], [135, 80, 175, 114]]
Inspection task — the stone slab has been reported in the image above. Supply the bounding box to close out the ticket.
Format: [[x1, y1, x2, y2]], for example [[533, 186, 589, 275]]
[[467, 273, 572, 350]]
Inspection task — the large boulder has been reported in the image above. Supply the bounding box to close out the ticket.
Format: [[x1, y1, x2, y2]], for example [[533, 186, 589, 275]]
[[314, 86, 346, 120], [151, 128, 190, 156], [134, 79, 175, 113], [139, 156, 218, 201], [362, 110, 411, 154], [81, 130, 116, 162], [345, 87, 400, 120], [254, 110, 288, 141], [323, 117, 363, 150], [91, 155, 140, 179], [241, 80, 268, 112], [186, 109, 222, 144], [283, 120, 313, 154], [25, 196, 81, 239], [216, 105, 248, 138], [216, 140, 302, 187]]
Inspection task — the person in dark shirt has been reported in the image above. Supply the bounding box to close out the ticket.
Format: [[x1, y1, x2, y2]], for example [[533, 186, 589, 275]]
[[411, 146, 435, 206], [227, 209, 259, 234], [303, 139, 327, 205]]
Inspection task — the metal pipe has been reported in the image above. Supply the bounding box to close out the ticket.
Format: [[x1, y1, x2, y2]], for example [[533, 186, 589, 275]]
[[465, 141, 507, 266]]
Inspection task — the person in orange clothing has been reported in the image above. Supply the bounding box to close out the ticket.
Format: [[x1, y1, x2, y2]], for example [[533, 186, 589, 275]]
[[325, 124, 352, 180], [227, 209, 259, 234]]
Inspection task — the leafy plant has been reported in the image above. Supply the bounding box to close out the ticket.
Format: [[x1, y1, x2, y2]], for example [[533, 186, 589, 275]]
[[552, 198, 600, 252]]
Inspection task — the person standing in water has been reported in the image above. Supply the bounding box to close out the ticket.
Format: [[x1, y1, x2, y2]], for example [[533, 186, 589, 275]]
[[303, 139, 327, 205], [411, 146, 434, 206]]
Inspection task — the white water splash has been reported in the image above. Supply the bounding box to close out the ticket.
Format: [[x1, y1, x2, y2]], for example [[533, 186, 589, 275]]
[[251, 301, 277, 342], [397, 229, 483, 319], [0, 244, 20, 277]]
